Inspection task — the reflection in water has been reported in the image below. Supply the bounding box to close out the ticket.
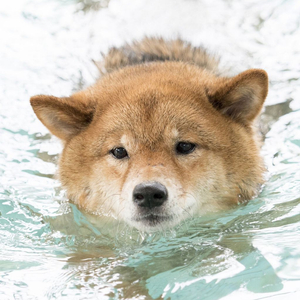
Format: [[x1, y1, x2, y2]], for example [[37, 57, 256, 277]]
[[1, 0, 300, 299], [260, 100, 293, 137], [75, 0, 110, 11]]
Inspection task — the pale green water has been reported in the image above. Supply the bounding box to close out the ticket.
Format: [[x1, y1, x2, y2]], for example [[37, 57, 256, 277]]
[[1, 0, 300, 299]]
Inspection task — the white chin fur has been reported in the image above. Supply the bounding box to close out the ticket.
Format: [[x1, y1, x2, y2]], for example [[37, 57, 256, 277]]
[[127, 204, 196, 232], [128, 217, 179, 232]]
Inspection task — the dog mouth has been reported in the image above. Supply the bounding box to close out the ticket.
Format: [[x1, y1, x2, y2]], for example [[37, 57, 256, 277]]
[[133, 213, 173, 226]]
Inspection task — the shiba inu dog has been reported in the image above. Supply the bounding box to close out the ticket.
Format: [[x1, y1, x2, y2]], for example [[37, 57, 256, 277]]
[[30, 37, 268, 232]]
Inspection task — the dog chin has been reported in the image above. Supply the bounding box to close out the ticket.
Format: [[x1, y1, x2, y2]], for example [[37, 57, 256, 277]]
[[130, 213, 178, 232]]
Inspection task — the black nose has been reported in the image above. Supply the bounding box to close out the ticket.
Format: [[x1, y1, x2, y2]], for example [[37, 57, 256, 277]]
[[133, 182, 168, 208]]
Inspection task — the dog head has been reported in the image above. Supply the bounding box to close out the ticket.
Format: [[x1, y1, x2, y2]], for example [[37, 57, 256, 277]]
[[31, 62, 268, 231]]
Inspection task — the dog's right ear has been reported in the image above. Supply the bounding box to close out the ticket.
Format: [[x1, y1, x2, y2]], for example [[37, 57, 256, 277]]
[[30, 95, 95, 141]]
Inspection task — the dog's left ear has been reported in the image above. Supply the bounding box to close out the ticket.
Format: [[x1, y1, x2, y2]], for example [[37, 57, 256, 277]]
[[207, 69, 268, 125]]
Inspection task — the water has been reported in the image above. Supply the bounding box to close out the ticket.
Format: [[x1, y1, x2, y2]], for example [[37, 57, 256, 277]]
[[1, 0, 300, 299]]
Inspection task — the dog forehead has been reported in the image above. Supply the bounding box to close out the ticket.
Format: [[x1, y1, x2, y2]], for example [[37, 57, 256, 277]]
[[93, 91, 230, 151], [89, 68, 232, 148], [101, 92, 202, 132]]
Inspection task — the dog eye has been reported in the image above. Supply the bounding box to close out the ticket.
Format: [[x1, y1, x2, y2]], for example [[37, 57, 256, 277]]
[[110, 147, 128, 159], [176, 142, 196, 155]]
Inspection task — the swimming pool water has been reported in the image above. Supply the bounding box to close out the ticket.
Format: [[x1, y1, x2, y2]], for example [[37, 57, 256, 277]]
[[1, 0, 300, 299]]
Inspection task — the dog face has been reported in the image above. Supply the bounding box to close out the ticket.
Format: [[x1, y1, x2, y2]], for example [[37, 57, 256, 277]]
[[31, 62, 268, 231]]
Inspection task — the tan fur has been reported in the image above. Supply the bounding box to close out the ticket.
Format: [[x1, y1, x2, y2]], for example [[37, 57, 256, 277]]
[[30, 37, 268, 232]]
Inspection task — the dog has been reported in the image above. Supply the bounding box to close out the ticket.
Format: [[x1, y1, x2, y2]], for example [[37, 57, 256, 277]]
[[30, 37, 268, 232]]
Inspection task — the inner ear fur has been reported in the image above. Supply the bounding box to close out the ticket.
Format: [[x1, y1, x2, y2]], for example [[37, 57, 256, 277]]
[[30, 95, 95, 140], [207, 69, 268, 125]]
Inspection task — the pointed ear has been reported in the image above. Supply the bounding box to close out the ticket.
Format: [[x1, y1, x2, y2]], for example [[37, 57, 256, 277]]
[[207, 69, 268, 125], [30, 95, 95, 140]]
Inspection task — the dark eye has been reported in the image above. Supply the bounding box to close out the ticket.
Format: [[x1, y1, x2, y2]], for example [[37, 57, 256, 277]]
[[110, 147, 128, 159], [176, 142, 196, 155]]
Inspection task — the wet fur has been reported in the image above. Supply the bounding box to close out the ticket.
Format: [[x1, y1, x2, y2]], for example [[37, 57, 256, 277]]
[[30, 37, 268, 232]]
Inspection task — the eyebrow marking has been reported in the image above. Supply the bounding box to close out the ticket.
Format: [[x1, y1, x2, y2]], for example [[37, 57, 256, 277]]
[[121, 134, 129, 145], [171, 128, 179, 139]]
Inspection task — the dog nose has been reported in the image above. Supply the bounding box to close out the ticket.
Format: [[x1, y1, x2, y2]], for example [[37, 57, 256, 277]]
[[133, 182, 168, 208]]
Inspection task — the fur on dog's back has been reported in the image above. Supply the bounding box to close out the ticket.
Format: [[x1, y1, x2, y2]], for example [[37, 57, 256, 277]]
[[96, 37, 219, 74]]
